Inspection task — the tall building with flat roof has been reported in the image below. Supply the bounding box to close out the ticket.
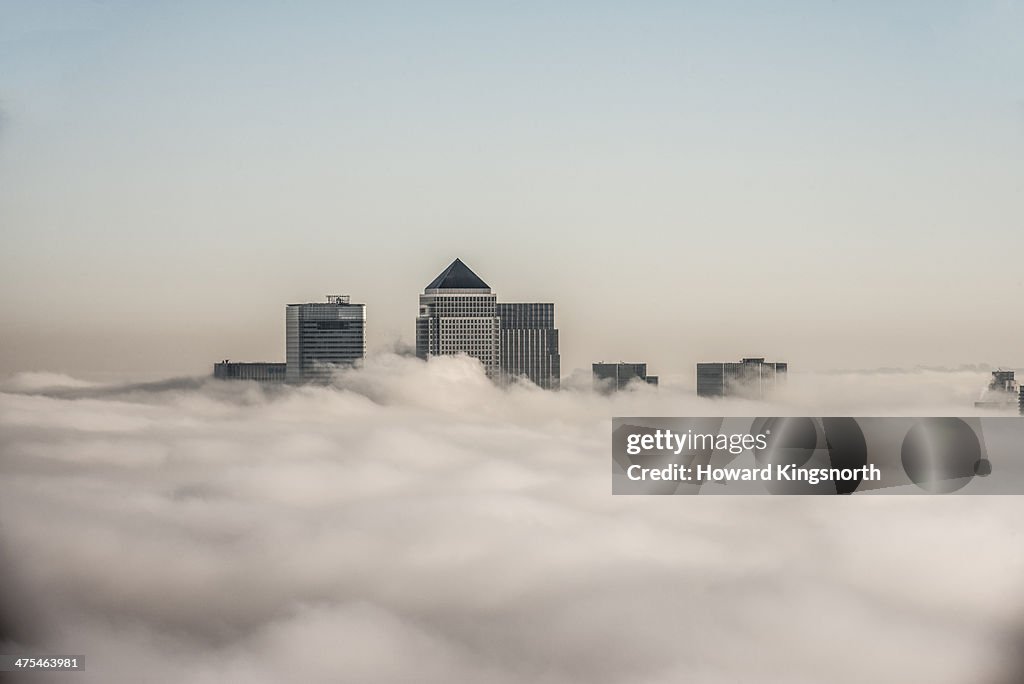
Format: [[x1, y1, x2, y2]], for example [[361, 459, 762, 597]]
[[696, 357, 786, 398], [497, 302, 560, 389], [593, 362, 658, 392], [286, 296, 366, 383], [416, 259, 500, 379]]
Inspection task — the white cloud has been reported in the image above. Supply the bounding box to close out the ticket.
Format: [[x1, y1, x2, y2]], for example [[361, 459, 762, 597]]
[[0, 354, 1021, 683]]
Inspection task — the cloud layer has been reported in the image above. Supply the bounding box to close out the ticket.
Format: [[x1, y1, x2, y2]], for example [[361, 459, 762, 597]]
[[1, 355, 1022, 683]]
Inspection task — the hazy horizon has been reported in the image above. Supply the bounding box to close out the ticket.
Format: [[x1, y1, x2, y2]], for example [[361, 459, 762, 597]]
[[2, 1, 1022, 378]]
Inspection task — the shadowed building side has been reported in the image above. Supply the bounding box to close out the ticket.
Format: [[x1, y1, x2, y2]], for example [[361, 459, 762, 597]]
[[497, 303, 560, 389]]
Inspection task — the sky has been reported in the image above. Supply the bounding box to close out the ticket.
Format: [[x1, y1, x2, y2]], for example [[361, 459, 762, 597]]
[[3, 360, 1024, 683], [0, 1, 1022, 378]]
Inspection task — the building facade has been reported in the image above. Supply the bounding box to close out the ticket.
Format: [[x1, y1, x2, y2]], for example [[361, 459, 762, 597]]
[[416, 259, 501, 379], [696, 357, 787, 398], [974, 369, 1019, 409], [213, 361, 286, 382], [497, 303, 560, 389], [286, 296, 366, 383], [593, 362, 658, 392]]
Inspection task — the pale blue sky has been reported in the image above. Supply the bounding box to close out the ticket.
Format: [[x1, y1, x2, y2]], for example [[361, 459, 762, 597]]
[[1, 1, 1021, 377]]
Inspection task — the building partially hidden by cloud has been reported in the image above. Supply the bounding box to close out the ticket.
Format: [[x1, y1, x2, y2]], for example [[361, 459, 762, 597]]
[[696, 357, 787, 399], [416, 259, 500, 379], [285, 296, 366, 384], [497, 303, 559, 389], [416, 258, 560, 389], [213, 361, 286, 383], [592, 362, 658, 393], [974, 369, 1018, 410], [211, 295, 366, 385]]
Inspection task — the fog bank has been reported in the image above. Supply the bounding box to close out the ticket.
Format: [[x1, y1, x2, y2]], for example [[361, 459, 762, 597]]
[[1, 355, 1021, 683]]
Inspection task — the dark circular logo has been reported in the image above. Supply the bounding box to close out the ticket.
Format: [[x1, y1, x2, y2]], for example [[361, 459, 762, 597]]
[[901, 418, 981, 493]]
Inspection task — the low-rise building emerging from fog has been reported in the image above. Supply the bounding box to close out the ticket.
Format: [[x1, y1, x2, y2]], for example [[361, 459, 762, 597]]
[[974, 369, 1018, 410], [696, 357, 787, 399], [213, 361, 286, 383], [593, 362, 658, 392]]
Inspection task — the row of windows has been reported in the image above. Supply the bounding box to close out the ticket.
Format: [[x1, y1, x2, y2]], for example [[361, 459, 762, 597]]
[[428, 296, 496, 303]]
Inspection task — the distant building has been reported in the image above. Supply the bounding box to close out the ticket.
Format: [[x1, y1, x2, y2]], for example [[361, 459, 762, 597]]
[[416, 259, 501, 379], [593, 362, 658, 392], [975, 369, 1019, 409], [696, 357, 787, 398], [1019, 387, 1024, 416], [213, 361, 286, 382], [286, 296, 366, 383], [497, 303, 560, 389], [989, 370, 1017, 393]]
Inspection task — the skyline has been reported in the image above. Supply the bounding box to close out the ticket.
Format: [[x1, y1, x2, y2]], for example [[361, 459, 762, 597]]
[[2, 246, 1023, 380], [4, 5, 1024, 682], [2, 1, 1022, 378]]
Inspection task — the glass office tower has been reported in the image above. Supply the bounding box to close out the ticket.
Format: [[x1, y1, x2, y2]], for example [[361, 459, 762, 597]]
[[497, 303, 560, 389], [592, 362, 658, 392], [286, 296, 366, 383], [695, 357, 787, 398]]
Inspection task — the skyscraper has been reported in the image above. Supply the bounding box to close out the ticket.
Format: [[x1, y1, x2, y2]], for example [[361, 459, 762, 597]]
[[696, 357, 787, 398], [286, 296, 366, 383], [416, 259, 500, 379], [497, 303, 560, 389]]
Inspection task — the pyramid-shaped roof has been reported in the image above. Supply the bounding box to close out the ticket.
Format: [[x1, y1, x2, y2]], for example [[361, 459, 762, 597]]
[[425, 258, 490, 291]]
